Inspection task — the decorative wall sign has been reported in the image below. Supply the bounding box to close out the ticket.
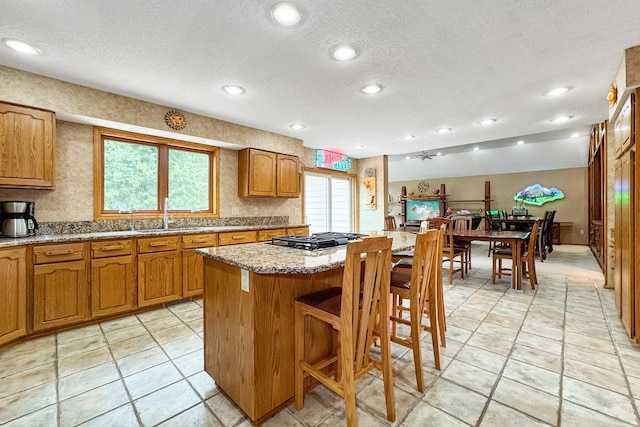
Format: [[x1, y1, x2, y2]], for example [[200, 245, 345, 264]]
[[363, 168, 376, 210], [514, 184, 565, 206], [164, 110, 186, 130], [315, 150, 352, 171]]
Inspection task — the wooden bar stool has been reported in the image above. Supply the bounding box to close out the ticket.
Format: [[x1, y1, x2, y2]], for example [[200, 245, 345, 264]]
[[294, 236, 395, 427], [389, 229, 441, 392]]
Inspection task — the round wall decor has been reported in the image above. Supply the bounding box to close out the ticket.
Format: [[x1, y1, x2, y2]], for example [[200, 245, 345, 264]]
[[164, 110, 186, 130], [418, 180, 430, 194]]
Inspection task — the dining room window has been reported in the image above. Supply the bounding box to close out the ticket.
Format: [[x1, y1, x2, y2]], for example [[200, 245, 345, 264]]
[[94, 127, 219, 219], [304, 170, 356, 234]]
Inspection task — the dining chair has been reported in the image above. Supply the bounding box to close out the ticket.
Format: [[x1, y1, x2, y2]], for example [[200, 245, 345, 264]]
[[384, 215, 397, 231], [486, 210, 504, 256], [427, 217, 465, 284], [389, 229, 441, 392], [392, 223, 447, 347], [492, 221, 540, 289], [537, 211, 552, 261], [450, 215, 472, 273], [294, 236, 395, 427]]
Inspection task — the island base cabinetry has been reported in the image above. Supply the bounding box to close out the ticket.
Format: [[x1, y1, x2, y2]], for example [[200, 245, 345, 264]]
[[0, 247, 27, 346], [203, 259, 339, 423]]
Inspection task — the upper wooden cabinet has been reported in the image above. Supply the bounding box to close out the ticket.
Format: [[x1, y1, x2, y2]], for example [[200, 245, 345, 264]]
[[238, 148, 299, 197], [0, 102, 55, 189]]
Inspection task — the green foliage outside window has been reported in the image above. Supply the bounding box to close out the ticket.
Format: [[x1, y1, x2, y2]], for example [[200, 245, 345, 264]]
[[168, 149, 210, 210], [104, 140, 158, 210]]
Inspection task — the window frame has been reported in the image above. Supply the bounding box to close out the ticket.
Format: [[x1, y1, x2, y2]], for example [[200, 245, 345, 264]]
[[93, 127, 219, 220]]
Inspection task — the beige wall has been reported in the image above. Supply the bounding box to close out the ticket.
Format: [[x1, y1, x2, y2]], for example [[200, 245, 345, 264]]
[[390, 167, 589, 245], [0, 66, 336, 223]]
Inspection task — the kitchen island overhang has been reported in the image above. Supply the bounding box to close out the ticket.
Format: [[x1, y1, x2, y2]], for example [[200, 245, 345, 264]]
[[196, 231, 416, 423]]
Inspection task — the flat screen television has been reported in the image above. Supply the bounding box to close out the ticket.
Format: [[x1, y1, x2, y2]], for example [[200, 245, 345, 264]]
[[405, 200, 441, 223]]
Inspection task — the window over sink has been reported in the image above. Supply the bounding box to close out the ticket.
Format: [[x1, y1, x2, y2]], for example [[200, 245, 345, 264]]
[[94, 127, 219, 219]]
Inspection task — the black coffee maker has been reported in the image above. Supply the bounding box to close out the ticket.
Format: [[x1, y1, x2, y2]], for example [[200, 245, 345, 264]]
[[0, 201, 39, 237]]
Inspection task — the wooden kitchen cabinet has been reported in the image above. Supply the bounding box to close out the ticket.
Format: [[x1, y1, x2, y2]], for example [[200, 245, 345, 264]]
[[218, 230, 258, 246], [0, 247, 27, 346], [33, 243, 89, 331], [258, 228, 286, 241], [277, 153, 300, 197], [0, 101, 55, 189], [238, 148, 299, 197], [286, 227, 309, 236], [137, 236, 182, 307], [182, 233, 218, 297], [90, 240, 136, 318]]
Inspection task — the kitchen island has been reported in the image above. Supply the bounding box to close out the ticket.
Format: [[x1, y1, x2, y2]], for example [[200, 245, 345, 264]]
[[196, 230, 416, 423]]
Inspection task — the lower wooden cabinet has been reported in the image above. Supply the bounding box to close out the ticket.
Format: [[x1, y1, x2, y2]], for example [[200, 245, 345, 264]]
[[138, 236, 182, 307], [182, 234, 218, 297], [32, 242, 88, 332], [0, 247, 27, 346], [90, 240, 136, 317]]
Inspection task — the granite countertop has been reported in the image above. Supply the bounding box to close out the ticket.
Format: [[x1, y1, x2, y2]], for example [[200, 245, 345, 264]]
[[196, 230, 417, 274], [0, 224, 309, 248]]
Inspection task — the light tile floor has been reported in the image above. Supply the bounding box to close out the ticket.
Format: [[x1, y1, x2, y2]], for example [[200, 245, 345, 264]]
[[2, 244, 640, 426]]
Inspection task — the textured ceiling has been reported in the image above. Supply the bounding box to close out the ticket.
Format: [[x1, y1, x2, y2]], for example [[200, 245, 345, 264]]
[[1, 0, 639, 162]]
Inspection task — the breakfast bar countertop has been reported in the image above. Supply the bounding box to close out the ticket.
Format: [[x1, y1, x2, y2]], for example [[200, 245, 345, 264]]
[[196, 230, 417, 274]]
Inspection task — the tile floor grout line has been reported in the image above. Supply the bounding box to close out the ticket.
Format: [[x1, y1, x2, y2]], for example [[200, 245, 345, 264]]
[[556, 275, 569, 427], [98, 319, 144, 427]]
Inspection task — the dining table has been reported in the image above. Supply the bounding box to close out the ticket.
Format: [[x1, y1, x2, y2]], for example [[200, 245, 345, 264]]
[[497, 216, 541, 231], [452, 229, 530, 292]]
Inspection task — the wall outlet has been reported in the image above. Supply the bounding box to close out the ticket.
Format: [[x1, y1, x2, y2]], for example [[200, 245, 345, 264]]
[[294, 207, 301, 215], [253, 207, 259, 214], [231, 207, 239, 215], [579, 229, 585, 235]]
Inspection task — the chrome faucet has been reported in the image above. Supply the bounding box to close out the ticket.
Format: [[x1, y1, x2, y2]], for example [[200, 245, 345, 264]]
[[118, 209, 135, 231], [163, 197, 173, 229]]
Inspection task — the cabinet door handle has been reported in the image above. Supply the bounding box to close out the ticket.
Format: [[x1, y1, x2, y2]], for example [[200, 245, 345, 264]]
[[149, 242, 169, 247], [45, 249, 75, 256], [232, 236, 245, 240], [102, 244, 124, 251]]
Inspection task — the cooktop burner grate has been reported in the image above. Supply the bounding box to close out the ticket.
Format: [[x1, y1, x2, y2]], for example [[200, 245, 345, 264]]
[[271, 232, 368, 250]]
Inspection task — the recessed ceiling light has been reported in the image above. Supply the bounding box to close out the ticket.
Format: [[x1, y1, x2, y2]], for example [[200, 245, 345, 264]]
[[550, 115, 571, 123], [405, 156, 411, 160], [271, 2, 302, 26], [517, 140, 525, 145], [436, 152, 442, 156], [222, 85, 246, 95], [544, 87, 569, 96], [354, 145, 363, 149], [571, 132, 580, 138], [478, 118, 497, 126], [402, 135, 415, 141], [332, 45, 357, 61], [473, 147, 480, 151], [3, 38, 40, 55], [361, 84, 382, 95], [290, 123, 305, 130], [436, 128, 452, 134]]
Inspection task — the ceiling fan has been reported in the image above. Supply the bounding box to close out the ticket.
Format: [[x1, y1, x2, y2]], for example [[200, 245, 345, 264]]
[[418, 151, 443, 160]]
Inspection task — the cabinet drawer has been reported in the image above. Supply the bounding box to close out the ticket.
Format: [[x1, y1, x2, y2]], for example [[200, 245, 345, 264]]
[[137, 236, 180, 253], [287, 227, 309, 236], [258, 229, 286, 242], [91, 239, 133, 258], [33, 243, 86, 264], [182, 233, 218, 249], [218, 231, 258, 246]]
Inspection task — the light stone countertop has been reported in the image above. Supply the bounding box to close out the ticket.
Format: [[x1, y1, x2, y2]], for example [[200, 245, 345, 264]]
[[0, 224, 309, 248], [196, 231, 417, 274]]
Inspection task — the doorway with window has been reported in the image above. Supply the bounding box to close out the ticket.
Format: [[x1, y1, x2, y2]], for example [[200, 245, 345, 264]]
[[304, 170, 356, 234]]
